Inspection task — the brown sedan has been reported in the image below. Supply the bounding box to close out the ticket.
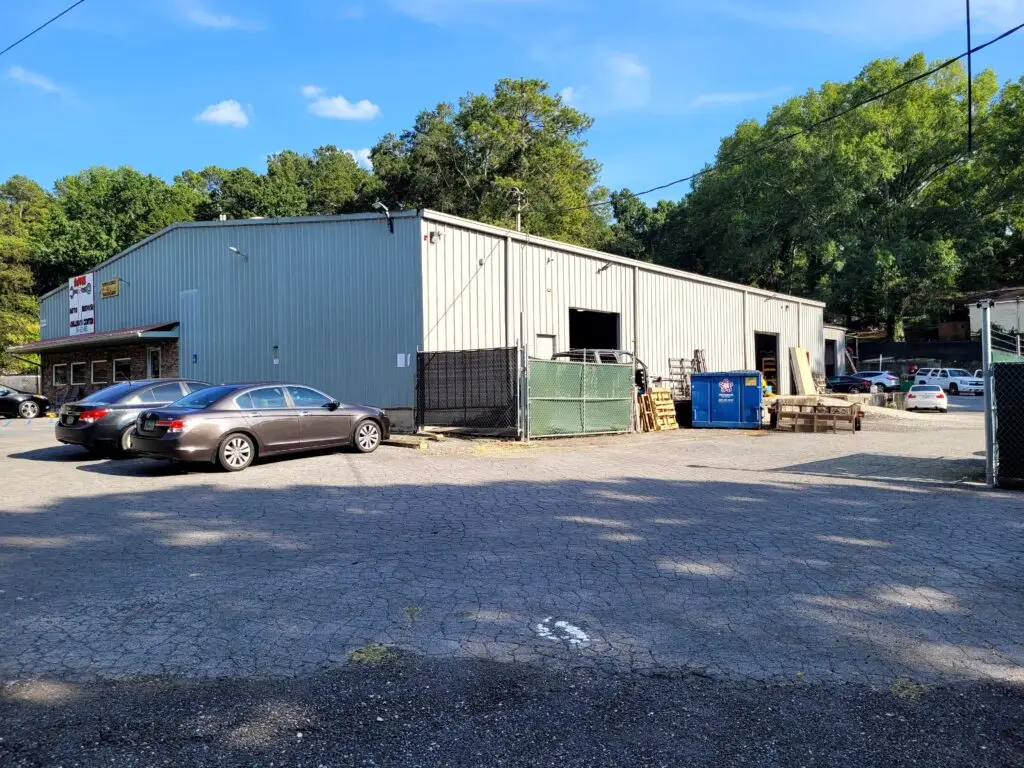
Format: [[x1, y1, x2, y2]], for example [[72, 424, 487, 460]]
[[131, 383, 391, 471]]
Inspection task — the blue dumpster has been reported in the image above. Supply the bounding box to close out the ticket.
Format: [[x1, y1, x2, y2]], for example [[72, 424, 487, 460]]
[[691, 372, 763, 429]]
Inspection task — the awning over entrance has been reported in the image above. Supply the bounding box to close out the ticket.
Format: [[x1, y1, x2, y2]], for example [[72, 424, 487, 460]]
[[7, 322, 179, 354]]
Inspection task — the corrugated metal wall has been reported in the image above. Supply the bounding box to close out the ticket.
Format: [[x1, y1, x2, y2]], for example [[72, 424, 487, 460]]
[[421, 215, 826, 395], [39, 216, 423, 408]]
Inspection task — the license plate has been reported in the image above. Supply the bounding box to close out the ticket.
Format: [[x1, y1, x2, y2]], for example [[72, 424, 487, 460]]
[[62, 415, 75, 425], [144, 418, 156, 431]]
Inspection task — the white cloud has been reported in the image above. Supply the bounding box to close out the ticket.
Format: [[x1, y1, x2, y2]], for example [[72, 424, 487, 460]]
[[9, 66, 60, 94], [195, 99, 250, 127], [301, 85, 381, 121], [178, 1, 260, 31], [716, 0, 1022, 41], [604, 53, 651, 110], [390, 0, 544, 23], [559, 86, 576, 104], [344, 148, 373, 169], [692, 87, 790, 109]]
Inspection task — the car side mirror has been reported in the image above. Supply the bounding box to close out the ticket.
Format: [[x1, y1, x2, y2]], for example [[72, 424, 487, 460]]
[[327, 400, 340, 411]]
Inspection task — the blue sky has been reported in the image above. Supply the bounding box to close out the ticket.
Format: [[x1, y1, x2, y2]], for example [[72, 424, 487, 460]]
[[3, 0, 1022, 202]]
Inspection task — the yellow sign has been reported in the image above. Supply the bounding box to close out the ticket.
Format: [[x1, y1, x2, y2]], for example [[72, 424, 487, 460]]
[[100, 279, 120, 299], [745, 377, 758, 386]]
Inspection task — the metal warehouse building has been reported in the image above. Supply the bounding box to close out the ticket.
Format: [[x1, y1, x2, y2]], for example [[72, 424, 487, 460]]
[[13, 209, 825, 428]]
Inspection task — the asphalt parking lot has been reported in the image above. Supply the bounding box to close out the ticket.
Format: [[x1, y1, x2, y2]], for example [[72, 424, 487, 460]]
[[2, 407, 1022, 766]]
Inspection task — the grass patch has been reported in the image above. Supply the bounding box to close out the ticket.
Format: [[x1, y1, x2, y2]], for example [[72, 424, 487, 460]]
[[347, 643, 398, 665], [891, 677, 932, 700]]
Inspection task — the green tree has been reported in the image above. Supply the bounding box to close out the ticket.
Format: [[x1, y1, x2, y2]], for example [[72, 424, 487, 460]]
[[372, 78, 610, 247], [0, 176, 51, 371], [36, 166, 202, 291]]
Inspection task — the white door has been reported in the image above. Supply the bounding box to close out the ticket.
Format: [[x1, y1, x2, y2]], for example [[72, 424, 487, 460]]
[[534, 334, 556, 360]]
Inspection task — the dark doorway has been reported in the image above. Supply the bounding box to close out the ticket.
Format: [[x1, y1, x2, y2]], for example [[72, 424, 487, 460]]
[[569, 309, 620, 351], [754, 332, 780, 393], [825, 340, 837, 377]]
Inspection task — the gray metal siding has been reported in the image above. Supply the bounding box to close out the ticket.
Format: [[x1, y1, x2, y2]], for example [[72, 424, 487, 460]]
[[39, 218, 423, 408], [421, 218, 825, 394]]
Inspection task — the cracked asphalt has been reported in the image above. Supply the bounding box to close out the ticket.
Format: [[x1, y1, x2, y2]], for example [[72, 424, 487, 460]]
[[2, 408, 1022, 765]]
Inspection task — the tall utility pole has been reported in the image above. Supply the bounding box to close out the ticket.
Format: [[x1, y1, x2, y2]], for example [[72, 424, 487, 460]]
[[979, 300, 995, 486], [510, 187, 524, 232], [966, 0, 974, 153]]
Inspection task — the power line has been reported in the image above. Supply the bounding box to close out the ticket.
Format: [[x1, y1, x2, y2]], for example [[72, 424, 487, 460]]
[[547, 20, 1024, 216], [0, 0, 88, 59]]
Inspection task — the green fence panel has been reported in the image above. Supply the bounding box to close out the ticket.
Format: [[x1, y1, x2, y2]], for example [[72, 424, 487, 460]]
[[528, 360, 633, 437]]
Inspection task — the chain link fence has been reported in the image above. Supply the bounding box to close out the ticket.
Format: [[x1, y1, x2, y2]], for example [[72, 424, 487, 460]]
[[994, 362, 1024, 487], [527, 359, 634, 437], [416, 347, 520, 433]]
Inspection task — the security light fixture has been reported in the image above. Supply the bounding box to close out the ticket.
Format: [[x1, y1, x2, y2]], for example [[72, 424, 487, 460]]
[[228, 246, 248, 262], [373, 200, 394, 234]]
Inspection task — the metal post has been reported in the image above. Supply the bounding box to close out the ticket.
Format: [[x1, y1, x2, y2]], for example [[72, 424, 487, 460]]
[[1017, 334, 1021, 358], [980, 300, 995, 486], [520, 311, 530, 442]]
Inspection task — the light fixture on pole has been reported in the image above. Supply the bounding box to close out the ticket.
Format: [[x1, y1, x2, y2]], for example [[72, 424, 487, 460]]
[[228, 246, 248, 262]]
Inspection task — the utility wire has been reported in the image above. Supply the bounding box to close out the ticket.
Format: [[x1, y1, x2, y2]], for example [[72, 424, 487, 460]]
[[546, 20, 1024, 216], [0, 0, 88, 59]]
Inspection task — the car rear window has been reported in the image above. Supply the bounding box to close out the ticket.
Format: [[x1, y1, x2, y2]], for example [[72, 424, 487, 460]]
[[911, 385, 942, 392], [80, 382, 140, 404], [169, 385, 236, 410]]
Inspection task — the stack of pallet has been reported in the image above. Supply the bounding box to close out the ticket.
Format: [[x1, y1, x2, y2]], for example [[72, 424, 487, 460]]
[[639, 388, 679, 432]]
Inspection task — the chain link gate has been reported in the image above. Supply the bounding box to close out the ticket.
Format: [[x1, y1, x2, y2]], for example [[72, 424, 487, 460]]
[[994, 362, 1024, 487], [527, 358, 634, 438], [415, 347, 521, 434]]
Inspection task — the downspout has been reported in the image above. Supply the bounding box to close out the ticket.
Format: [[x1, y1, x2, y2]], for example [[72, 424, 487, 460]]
[[505, 235, 513, 347]]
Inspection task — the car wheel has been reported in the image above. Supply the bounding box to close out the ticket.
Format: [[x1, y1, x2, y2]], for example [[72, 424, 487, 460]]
[[218, 433, 255, 472], [949, 383, 959, 396], [353, 420, 382, 454], [112, 428, 135, 459], [18, 400, 40, 419], [849, 386, 861, 394]]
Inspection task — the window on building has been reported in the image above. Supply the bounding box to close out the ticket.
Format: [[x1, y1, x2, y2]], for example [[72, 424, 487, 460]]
[[113, 358, 131, 382], [70, 362, 87, 385], [52, 364, 68, 386], [91, 360, 109, 384], [147, 348, 161, 378]]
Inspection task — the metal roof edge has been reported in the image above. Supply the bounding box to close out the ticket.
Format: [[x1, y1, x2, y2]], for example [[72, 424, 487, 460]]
[[419, 209, 827, 308], [37, 211, 422, 302]]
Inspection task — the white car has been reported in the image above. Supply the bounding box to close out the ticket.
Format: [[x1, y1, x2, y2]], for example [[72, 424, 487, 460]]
[[905, 384, 948, 412], [854, 370, 901, 392], [914, 368, 984, 396]]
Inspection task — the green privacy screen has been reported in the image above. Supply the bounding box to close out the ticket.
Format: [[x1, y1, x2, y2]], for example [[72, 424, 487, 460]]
[[528, 360, 634, 437]]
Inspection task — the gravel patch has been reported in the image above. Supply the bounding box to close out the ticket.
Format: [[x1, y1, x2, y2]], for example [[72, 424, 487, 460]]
[[2, 658, 1022, 768]]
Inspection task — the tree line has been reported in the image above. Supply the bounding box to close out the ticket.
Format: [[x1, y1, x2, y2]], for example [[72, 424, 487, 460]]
[[2, 57, 1022, 370]]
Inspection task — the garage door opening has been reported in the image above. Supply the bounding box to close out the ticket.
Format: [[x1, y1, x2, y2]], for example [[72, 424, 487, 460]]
[[825, 340, 837, 377], [569, 309, 620, 353], [754, 332, 779, 393]]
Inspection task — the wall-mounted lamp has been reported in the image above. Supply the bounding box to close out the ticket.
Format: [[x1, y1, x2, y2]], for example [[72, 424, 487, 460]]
[[373, 200, 394, 234], [228, 246, 249, 262], [596, 262, 612, 274], [429, 231, 443, 244]]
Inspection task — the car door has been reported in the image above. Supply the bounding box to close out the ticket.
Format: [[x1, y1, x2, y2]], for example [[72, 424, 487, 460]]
[[936, 369, 950, 390], [242, 386, 301, 453], [287, 386, 351, 448], [0, 388, 12, 415]]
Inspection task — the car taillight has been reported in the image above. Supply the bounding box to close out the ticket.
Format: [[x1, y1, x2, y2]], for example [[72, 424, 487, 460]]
[[907, 394, 916, 399], [156, 419, 191, 433], [79, 408, 109, 423], [936, 393, 945, 399]]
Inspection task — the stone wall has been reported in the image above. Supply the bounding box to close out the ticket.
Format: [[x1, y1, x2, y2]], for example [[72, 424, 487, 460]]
[[41, 340, 179, 402]]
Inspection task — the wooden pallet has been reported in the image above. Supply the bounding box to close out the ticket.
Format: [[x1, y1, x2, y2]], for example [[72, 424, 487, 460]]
[[641, 388, 679, 431], [667, 357, 692, 400], [692, 349, 708, 374]]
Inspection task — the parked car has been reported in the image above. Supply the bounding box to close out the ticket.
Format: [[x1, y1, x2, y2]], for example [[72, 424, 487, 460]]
[[852, 370, 900, 392], [826, 375, 875, 394], [905, 384, 948, 412], [550, 349, 651, 392], [56, 379, 210, 457], [131, 383, 390, 472], [914, 368, 984, 396], [0, 386, 49, 419]]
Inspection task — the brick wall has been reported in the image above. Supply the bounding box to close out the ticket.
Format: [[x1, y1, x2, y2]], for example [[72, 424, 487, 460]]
[[41, 340, 179, 402]]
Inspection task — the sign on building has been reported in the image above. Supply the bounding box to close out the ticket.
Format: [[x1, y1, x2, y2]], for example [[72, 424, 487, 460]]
[[69, 272, 95, 336], [100, 278, 120, 299]]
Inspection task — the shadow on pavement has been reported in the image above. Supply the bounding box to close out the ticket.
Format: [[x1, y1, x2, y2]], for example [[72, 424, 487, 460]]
[[7, 445, 103, 463]]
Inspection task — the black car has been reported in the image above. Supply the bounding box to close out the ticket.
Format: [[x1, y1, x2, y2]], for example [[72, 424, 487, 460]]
[[0, 385, 49, 419], [56, 379, 209, 457], [826, 375, 874, 394]]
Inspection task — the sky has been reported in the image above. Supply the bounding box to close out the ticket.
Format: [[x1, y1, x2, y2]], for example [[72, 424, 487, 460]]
[[2, 0, 1022, 203]]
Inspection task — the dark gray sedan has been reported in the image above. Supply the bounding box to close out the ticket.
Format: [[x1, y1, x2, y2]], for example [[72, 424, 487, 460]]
[[56, 380, 210, 457], [131, 383, 391, 471]]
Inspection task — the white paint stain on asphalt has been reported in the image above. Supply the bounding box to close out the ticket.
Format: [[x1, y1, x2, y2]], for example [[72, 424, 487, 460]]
[[535, 617, 590, 646]]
